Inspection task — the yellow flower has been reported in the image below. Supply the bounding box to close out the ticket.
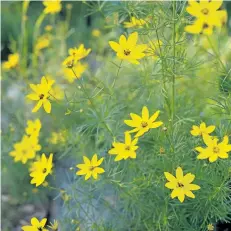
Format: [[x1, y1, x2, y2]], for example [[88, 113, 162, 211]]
[[30, 153, 53, 187], [45, 25, 53, 32], [164, 167, 200, 203], [26, 119, 42, 137], [76, 154, 105, 180], [27, 76, 55, 113], [35, 35, 51, 52], [108, 132, 139, 161], [123, 16, 147, 28], [146, 40, 162, 60], [48, 220, 59, 231], [124, 106, 163, 137], [69, 44, 91, 61], [9, 135, 40, 164], [2, 53, 19, 70], [92, 29, 101, 37], [190, 122, 215, 137], [195, 134, 231, 162], [22, 217, 48, 231], [48, 130, 66, 144], [109, 32, 147, 64], [43, 0, 61, 14], [185, 0, 227, 35], [63, 62, 88, 83], [207, 224, 214, 231]]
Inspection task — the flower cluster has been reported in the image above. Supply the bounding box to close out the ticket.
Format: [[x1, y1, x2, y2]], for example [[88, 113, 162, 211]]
[[10, 119, 42, 164], [123, 16, 147, 28], [2, 53, 19, 70]]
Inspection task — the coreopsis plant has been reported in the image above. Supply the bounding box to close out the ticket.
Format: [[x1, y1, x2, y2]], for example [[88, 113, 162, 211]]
[[2, 0, 231, 230]]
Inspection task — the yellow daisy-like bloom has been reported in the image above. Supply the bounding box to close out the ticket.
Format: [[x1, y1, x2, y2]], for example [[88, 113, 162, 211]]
[[195, 134, 231, 163], [92, 29, 101, 37], [2, 53, 19, 70], [43, 0, 62, 14], [123, 16, 147, 28], [164, 167, 200, 203], [124, 106, 163, 137], [27, 76, 55, 114], [22, 217, 48, 231], [185, 0, 227, 35], [146, 40, 163, 60], [69, 44, 91, 61], [48, 220, 59, 231], [35, 35, 51, 53], [63, 62, 88, 83], [190, 122, 215, 137], [108, 132, 139, 161], [30, 153, 53, 187], [9, 135, 41, 164], [26, 119, 42, 137], [76, 154, 105, 180], [109, 32, 147, 64]]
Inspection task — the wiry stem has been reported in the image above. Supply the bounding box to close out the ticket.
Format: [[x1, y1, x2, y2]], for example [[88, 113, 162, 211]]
[[71, 68, 114, 138]]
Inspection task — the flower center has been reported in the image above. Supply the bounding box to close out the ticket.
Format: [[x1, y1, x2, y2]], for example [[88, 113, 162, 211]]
[[125, 145, 130, 151], [213, 147, 219, 154], [177, 182, 184, 188], [39, 94, 44, 100], [124, 49, 131, 56], [141, 121, 148, 128], [42, 168, 47, 174], [203, 23, 209, 29], [89, 166, 95, 171], [201, 8, 209, 15]]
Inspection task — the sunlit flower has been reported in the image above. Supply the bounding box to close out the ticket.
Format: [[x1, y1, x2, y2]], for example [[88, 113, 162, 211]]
[[146, 40, 162, 60], [195, 134, 231, 162], [35, 35, 51, 53], [48, 220, 59, 231], [123, 16, 147, 28], [27, 76, 55, 113], [9, 135, 40, 164], [43, 0, 62, 14], [2, 53, 19, 70], [22, 217, 48, 231], [26, 119, 42, 137], [30, 153, 53, 187], [108, 132, 139, 161], [164, 167, 200, 203], [190, 122, 215, 137], [124, 106, 163, 137], [109, 32, 147, 64], [92, 29, 101, 37], [76, 154, 105, 180], [185, 0, 227, 35], [63, 62, 88, 83]]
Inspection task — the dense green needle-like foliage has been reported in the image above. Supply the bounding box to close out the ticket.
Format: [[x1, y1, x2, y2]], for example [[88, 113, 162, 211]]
[[1, 1, 231, 231]]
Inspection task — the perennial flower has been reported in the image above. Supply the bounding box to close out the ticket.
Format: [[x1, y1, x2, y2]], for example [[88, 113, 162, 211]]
[[43, 0, 62, 14], [164, 167, 200, 203], [22, 217, 48, 231], [27, 76, 55, 113], [124, 106, 163, 137], [146, 40, 163, 60], [195, 134, 231, 162], [109, 32, 147, 64], [63, 62, 88, 83], [76, 154, 105, 180], [123, 16, 147, 28], [108, 132, 139, 161], [190, 122, 215, 137], [26, 119, 42, 137], [30, 153, 53, 187], [185, 0, 227, 35], [2, 53, 19, 70]]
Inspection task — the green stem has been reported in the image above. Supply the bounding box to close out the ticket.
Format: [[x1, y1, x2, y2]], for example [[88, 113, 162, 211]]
[[71, 68, 114, 138], [207, 35, 227, 73], [112, 60, 123, 88]]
